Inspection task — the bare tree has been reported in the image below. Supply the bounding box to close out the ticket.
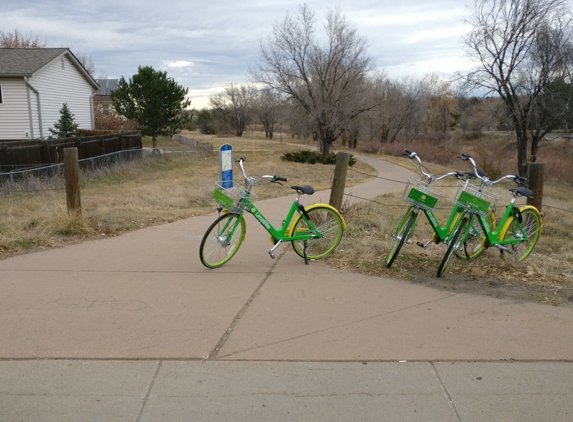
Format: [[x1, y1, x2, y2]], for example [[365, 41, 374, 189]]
[[366, 74, 432, 143], [463, 0, 573, 175], [251, 4, 375, 154], [285, 100, 313, 139], [253, 88, 284, 139], [210, 83, 258, 136], [458, 96, 498, 138], [76, 53, 95, 76], [0, 28, 47, 48], [425, 78, 458, 139]]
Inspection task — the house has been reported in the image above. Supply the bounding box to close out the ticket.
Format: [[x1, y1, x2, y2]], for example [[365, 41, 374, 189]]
[[94, 78, 119, 115], [0, 48, 100, 140]]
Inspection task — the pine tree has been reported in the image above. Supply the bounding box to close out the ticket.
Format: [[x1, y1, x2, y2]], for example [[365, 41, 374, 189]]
[[49, 103, 79, 138], [111, 66, 191, 150]]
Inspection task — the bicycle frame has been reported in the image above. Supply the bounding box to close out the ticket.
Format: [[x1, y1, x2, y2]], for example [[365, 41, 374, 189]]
[[456, 153, 540, 250], [398, 202, 468, 245], [396, 150, 478, 247], [220, 195, 326, 243], [466, 200, 531, 248]]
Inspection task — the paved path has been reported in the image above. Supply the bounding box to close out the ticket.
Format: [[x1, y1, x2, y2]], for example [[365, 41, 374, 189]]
[[1, 155, 572, 421]]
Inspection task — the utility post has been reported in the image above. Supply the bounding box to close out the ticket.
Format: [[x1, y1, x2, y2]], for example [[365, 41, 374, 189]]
[[64, 147, 82, 215], [329, 152, 350, 211]]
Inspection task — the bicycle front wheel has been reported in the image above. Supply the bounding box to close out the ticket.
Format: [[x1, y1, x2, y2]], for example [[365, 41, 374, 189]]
[[499, 208, 542, 263], [454, 210, 496, 260], [291, 206, 344, 260], [386, 208, 417, 268], [199, 213, 246, 268], [437, 215, 470, 277]]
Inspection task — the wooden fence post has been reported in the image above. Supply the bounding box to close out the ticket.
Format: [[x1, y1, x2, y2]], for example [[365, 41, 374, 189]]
[[329, 152, 350, 211], [64, 147, 82, 215], [526, 162, 544, 212]]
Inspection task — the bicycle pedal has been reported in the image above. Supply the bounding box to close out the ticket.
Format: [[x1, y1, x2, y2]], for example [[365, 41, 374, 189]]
[[268, 252, 276, 259], [416, 241, 425, 248]]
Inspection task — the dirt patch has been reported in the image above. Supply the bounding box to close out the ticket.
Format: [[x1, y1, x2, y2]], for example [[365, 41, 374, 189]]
[[399, 262, 573, 308]]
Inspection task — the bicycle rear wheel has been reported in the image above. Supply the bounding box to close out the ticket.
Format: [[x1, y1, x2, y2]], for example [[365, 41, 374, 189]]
[[200, 213, 246, 268], [499, 208, 542, 263], [291, 206, 344, 260], [386, 208, 417, 268], [437, 215, 470, 277]]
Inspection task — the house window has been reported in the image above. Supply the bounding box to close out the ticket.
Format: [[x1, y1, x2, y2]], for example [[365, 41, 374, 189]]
[[0, 84, 3, 104]]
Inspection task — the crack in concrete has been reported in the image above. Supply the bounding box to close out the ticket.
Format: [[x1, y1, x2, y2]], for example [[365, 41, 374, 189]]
[[207, 250, 286, 360], [217, 294, 456, 359], [136, 360, 162, 422], [431, 361, 463, 422]]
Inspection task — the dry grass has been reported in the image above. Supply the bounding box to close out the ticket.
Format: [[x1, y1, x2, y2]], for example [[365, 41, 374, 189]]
[[326, 142, 573, 307], [0, 132, 375, 259]]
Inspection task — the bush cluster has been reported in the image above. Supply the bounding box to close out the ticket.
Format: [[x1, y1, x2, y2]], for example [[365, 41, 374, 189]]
[[280, 150, 356, 166]]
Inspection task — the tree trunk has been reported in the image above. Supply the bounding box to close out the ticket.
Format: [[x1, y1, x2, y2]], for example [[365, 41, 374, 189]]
[[516, 128, 528, 177], [320, 139, 330, 154]]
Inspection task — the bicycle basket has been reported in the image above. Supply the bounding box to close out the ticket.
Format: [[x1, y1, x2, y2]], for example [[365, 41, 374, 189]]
[[403, 177, 445, 211], [213, 181, 256, 211], [455, 183, 500, 216]]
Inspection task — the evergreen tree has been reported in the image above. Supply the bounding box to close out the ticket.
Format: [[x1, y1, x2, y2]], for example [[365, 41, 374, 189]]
[[111, 66, 191, 151], [49, 103, 79, 138]]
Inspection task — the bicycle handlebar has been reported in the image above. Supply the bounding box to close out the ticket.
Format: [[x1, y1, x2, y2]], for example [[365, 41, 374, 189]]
[[404, 149, 463, 182], [459, 152, 526, 186], [235, 156, 288, 184]]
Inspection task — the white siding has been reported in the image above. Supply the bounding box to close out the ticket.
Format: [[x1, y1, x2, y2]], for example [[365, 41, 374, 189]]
[[31, 55, 95, 137], [0, 78, 32, 140]]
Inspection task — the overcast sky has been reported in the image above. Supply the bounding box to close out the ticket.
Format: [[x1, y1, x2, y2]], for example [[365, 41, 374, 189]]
[[4, 0, 508, 108]]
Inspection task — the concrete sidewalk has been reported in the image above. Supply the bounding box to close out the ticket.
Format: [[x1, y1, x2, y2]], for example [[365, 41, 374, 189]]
[[1, 155, 572, 421]]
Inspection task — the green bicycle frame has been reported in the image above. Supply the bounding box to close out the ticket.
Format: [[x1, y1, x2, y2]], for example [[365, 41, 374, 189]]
[[214, 193, 324, 243], [467, 204, 528, 247], [396, 202, 468, 244]]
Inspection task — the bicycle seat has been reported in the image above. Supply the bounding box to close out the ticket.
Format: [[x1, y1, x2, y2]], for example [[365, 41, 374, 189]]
[[510, 186, 533, 198], [291, 185, 315, 195]]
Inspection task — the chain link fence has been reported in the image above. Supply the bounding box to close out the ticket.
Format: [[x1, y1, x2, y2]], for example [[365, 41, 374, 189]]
[[0, 148, 143, 195], [172, 134, 213, 154]]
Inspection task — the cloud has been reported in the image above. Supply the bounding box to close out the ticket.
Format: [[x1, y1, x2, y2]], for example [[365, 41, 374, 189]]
[[166, 61, 194, 69], [3, 0, 475, 109]]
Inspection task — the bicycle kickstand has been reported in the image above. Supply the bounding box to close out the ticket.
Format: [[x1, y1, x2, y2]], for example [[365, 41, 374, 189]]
[[303, 240, 309, 265]]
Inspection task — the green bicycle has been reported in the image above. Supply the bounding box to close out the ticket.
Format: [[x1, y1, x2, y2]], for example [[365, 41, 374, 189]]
[[199, 156, 346, 268], [387, 149, 494, 268], [437, 153, 543, 278]]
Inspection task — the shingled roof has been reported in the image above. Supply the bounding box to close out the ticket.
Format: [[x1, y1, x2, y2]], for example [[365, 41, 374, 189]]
[[0, 48, 69, 76], [0, 48, 99, 90]]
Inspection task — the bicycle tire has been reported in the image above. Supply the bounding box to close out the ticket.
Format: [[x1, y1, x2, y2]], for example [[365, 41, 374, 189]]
[[386, 209, 417, 268], [499, 207, 542, 263], [199, 213, 246, 268], [291, 206, 344, 260], [454, 210, 496, 260], [437, 215, 470, 277]]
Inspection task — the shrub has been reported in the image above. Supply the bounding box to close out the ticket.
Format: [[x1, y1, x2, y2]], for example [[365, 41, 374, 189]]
[[281, 150, 356, 166]]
